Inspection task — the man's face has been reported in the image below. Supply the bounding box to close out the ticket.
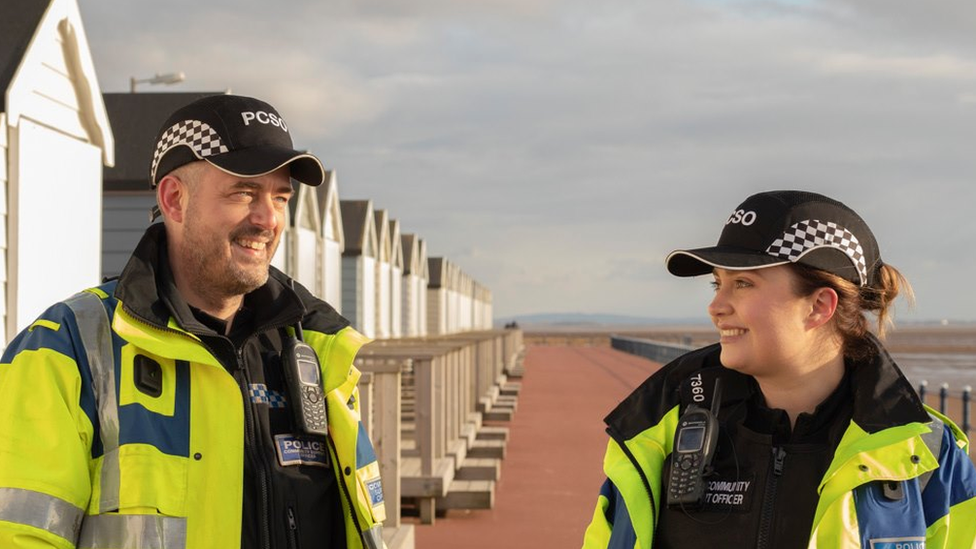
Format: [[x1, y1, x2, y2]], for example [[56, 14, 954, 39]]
[[178, 164, 293, 303]]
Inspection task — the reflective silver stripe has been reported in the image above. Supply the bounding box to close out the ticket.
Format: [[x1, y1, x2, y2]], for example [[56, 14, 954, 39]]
[[78, 514, 187, 549], [0, 487, 84, 542], [65, 291, 122, 512], [918, 413, 945, 493], [362, 524, 384, 549]]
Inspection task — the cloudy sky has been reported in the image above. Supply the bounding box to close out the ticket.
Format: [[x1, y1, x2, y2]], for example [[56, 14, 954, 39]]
[[78, 0, 976, 322]]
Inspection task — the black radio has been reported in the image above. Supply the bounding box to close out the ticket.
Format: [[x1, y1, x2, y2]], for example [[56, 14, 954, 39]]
[[282, 333, 328, 436], [667, 376, 722, 508]]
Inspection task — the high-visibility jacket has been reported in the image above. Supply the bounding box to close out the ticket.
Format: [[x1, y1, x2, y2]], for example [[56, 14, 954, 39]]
[[582, 341, 976, 549], [0, 227, 386, 549]]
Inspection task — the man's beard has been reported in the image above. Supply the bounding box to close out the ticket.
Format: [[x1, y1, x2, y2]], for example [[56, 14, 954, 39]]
[[180, 213, 277, 306]]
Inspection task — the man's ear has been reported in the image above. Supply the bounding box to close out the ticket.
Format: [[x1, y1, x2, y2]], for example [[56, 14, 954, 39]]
[[156, 174, 188, 224], [807, 287, 839, 330]]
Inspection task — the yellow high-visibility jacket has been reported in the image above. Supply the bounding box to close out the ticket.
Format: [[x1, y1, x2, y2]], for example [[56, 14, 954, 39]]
[[0, 226, 385, 549], [583, 342, 976, 549]]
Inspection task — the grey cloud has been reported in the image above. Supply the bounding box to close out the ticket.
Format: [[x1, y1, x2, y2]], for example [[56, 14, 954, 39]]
[[79, 0, 976, 320]]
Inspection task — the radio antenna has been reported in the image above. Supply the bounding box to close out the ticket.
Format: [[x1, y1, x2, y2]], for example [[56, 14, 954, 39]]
[[710, 378, 723, 418]]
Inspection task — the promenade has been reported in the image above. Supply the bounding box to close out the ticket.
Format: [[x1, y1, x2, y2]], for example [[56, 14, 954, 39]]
[[409, 345, 662, 548]]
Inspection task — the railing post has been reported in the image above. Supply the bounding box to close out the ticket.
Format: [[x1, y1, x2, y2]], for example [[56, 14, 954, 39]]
[[940, 383, 949, 415], [919, 380, 927, 404]]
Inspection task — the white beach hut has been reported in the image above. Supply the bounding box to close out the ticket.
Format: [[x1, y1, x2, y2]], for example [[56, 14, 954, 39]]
[[287, 184, 320, 293], [269, 206, 290, 275], [426, 257, 448, 336], [373, 209, 391, 339], [399, 233, 420, 337], [458, 271, 473, 333], [388, 218, 403, 339], [340, 200, 377, 338], [1, 0, 114, 343], [316, 170, 344, 312], [481, 286, 494, 330], [416, 238, 429, 337]]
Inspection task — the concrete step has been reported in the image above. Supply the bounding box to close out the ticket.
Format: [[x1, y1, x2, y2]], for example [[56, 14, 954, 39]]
[[436, 479, 495, 510], [468, 439, 506, 460], [456, 457, 501, 481], [476, 425, 509, 442], [483, 408, 514, 422], [500, 381, 522, 396]]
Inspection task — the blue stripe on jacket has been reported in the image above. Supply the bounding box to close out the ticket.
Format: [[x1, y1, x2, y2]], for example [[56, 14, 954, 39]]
[[920, 426, 976, 527], [600, 479, 638, 549]]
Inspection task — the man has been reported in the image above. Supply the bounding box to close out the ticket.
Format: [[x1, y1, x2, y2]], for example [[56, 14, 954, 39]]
[[0, 95, 386, 549]]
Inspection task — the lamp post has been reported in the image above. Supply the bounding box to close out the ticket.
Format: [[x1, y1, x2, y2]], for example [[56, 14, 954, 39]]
[[129, 72, 186, 93]]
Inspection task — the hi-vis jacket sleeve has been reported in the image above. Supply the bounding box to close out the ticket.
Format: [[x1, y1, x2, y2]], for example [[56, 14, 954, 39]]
[[0, 303, 95, 548], [920, 424, 976, 548], [583, 477, 639, 549]]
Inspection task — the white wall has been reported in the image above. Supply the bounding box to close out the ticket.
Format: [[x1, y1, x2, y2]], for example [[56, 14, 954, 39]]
[[389, 265, 402, 338], [293, 227, 318, 292], [324, 238, 342, 313], [401, 273, 417, 337], [0, 115, 8, 344], [9, 118, 101, 336], [417, 276, 428, 337], [342, 256, 376, 339], [271, 229, 288, 273], [375, 262, 390, 339], [427, 288, 447, 336]]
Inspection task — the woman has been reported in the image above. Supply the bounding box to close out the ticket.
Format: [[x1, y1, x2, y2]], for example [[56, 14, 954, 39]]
[[582, 190, 976, 549]]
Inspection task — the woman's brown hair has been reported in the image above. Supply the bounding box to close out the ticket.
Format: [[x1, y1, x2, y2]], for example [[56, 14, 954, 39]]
[[789, 262, 914, 361]]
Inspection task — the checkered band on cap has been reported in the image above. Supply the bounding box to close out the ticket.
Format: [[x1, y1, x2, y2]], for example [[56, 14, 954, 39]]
[[150, 119, 230, 183], [765, 219, 868, 285]]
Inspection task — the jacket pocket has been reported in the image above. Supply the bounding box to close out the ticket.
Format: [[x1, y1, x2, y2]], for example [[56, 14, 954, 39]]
[[90, 443, 189, 518]]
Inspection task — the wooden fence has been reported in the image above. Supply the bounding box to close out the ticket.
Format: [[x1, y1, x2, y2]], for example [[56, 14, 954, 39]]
[[354, 328, 525, 549]]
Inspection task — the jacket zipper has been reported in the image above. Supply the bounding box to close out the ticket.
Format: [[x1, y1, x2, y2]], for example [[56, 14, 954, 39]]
[[607, 427, 658, 546], [238, 347, 273, 549], [287, 506, 299, 549], [756, 447, 786, 549]]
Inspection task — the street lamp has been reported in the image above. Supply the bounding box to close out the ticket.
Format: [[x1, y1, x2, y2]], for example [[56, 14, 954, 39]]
[[130, 72, 186, 93]]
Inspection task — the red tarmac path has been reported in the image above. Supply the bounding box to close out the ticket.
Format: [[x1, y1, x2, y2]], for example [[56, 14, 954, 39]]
[[408, 345, 662, 549]]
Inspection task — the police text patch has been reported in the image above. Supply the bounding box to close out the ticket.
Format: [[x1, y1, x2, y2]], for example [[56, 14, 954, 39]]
[[274, 434, 330, 468]]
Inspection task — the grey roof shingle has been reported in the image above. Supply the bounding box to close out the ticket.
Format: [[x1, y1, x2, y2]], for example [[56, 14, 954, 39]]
[[0, 0, 51, 111], [340, 200, 371, 256], [428, 257, 444, 288]]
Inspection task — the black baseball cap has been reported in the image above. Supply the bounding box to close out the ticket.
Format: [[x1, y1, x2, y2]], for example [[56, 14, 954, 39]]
[[666, 190, 883, 287], [149, 94, 325, 187]]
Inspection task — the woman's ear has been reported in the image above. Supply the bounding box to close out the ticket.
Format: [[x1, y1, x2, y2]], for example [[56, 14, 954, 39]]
[[807, 287, 839, 329], [156, 175, 188, 224]]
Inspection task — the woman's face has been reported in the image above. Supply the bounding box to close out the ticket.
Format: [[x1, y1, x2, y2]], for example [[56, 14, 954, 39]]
[[708, 265, 820, 378]]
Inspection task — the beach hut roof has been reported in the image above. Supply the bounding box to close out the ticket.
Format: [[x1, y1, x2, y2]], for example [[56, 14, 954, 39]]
[[0, 0, 51, 111], [340, 200, 376, 257], [428, 257, 446, 288], [315, 171, 344, 247], [388, 219, 403, 270], [373, 209, 390, 262]]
